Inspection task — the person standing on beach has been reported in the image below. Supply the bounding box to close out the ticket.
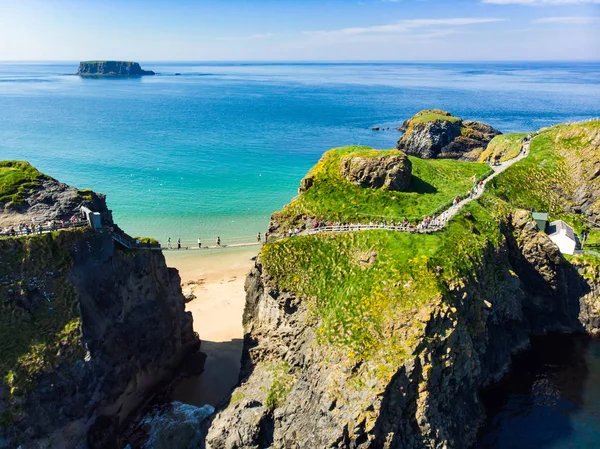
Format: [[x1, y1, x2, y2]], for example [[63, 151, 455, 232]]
[[257, 232, 261, 243], [217, 236, 221, 246], [177, 238, 181, 250], [167, 237, 172, 249], [198, 237, 201, 249]]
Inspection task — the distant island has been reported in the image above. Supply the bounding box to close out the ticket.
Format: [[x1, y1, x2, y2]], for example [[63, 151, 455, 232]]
[[76, 60, 155, 77]]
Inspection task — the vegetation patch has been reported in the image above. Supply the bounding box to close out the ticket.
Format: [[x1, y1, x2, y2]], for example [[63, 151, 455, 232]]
[[273, 146, 491, 230], [0, 161, 49, 207], [75, 188, 94, 202], [135, 236, 160, 245], [264, 361, 295, 411], [409, 111, 462, 125], [479, 133, 528, 163]]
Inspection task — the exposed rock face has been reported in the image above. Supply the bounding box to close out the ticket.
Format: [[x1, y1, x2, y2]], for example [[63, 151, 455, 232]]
[[205, 210, 598, 449], [340, 152, 412, 191], [554, 125, 600, 222], [397, 110, 501, 161], [0, 179, 199, 448], [298, 175, 314, 194], [77, 61, 155, 76], [0, 175, 115, 229]]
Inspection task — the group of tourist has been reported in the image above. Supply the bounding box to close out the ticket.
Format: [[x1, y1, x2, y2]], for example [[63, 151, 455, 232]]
[[0, 216, 82, 238], [165, 235, 226, 250]]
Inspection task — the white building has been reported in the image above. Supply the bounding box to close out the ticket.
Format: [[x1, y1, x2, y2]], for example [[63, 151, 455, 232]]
[[547, 220, 578, 255]]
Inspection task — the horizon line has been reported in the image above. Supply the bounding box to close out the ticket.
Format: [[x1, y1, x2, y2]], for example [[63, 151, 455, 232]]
[[1, 59, 599, 64]]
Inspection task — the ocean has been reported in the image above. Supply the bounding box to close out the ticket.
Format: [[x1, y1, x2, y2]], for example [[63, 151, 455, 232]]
[[478, 335, 600, 449], [1, 61, 599, 246]]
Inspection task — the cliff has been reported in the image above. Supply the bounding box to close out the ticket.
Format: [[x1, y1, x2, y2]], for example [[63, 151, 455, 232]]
[[76, 61, 155, 77], [1, 161, 115, 230], [0, 165, 199, 448], [397, 109, 502, 161], [205, 120, 600, 448]]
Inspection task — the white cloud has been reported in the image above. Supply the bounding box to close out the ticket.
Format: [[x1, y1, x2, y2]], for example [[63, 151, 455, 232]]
[[305, 18, 504, 37], [248, 33, 276, 40], [535, 16, 600, 22], [484, 0, 600, 4]]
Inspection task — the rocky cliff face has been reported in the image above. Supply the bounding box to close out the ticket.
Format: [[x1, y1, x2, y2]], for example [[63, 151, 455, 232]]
[[340, 152, 412, 192], [397, 110, 501, 161], [0, 171, 198, 448], [0, 170, 115, 229], [554, 125, 600, 222], [77, 61, 155, 77], [206, 209, 598, 449]]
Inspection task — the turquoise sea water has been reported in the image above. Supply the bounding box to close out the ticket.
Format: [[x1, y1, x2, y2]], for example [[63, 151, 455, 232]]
[[1, 62, 599, 246]]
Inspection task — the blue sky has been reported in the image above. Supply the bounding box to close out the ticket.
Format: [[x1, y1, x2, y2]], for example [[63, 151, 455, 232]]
[[0, 0, 598, 61]]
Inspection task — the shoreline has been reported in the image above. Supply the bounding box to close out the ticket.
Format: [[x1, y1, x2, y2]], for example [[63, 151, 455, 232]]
[[165, 246, 259, 406]]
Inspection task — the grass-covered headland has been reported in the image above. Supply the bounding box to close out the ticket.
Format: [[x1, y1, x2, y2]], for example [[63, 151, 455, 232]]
[[272, 146, 492, 231], [261, 120, 600, 380]]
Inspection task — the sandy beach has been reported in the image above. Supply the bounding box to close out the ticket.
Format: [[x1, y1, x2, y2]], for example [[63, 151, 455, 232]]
[[165, 247, 259, 407]]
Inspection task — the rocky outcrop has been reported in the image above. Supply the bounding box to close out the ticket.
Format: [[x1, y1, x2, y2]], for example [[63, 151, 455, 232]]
[[340, 152, 412, 191], [205, 209, 598, 449], [554, 125, 600, 222], [397, 110, 501, 161], [0, 175, 199, 448], [0, 173, 115, 229], [77, 61, 155, 77]]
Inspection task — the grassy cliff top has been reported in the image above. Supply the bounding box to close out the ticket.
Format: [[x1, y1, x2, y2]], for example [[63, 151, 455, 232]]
[[261, 120, 600, 377], [272, 146, 492, 230], [409, 109, 462, 125], [0, 161, 48, 206], [80, 60, 137, 64], [479, 133, 528, 163]]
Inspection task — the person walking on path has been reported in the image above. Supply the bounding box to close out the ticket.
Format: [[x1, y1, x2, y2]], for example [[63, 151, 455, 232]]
[[264, 231, 268, 244], [197, 237, 202, 249], [167, 237, 172, 249], [177, 238, 181, 250]]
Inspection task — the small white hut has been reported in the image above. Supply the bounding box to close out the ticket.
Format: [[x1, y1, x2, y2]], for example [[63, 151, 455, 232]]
[[547, 220, 578, 255]]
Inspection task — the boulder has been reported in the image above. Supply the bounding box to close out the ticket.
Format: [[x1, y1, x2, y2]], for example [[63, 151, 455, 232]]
[[298, 175, 314, 194], [340, 151, 412, 191], [397, 110, 501, 161]]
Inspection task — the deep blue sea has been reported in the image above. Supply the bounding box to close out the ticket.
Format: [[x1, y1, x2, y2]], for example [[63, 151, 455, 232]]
[[478, 335, 600, 449], [1, 61, 599, 246]]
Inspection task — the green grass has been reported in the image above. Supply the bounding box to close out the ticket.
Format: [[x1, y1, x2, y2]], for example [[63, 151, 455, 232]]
[[410, 113, 462, 125], [260, 121, 600, 382], [0, 161, 48, 207], [264, 361, 295, 411], [273, 146, 492, 230], [479, 133, 528, 163], [262, 198, 508, 379], [135, 236, 160, 245]]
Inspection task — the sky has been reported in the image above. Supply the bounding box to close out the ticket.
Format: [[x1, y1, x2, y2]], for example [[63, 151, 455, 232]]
[[0, 0, 598, 61]]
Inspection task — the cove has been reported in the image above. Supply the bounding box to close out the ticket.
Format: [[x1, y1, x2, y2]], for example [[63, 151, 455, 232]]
[[477, 334, 600, 449]]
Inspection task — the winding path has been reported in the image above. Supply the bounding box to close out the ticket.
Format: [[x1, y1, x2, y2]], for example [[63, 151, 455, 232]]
[[286, 141, 531, 239]]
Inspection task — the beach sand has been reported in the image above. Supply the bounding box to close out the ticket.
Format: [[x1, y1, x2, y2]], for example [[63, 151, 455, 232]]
[[165, 247, 259, 407]]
